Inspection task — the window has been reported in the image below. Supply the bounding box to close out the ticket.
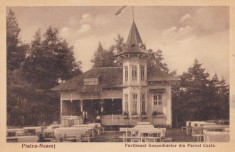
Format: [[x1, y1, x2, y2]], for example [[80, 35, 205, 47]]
[[62, 100, 81, 116], [141, 94, 145, 113], [132, 94, 137, 113], [132, 65, 137, 81], [84, 78, 99, 85], [124, 66, 128, 81], [153, 95, 158, 105], [153, 94, 163, 113], [141, 66, 145, 80], [153, 95, 162, 105], [125, 94, 128, 112]]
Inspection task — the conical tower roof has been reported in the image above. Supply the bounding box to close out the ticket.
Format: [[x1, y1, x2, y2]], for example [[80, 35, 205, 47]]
[[115, 21, 147, 57], [126, 21, 143, 47]]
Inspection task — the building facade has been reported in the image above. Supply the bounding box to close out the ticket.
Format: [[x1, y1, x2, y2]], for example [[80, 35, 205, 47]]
[[52, 21, 178, 127]]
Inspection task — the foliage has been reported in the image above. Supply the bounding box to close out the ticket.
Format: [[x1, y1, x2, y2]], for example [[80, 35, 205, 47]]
[[7, 9, 28, 71], [123, 111, 129, 116], [147, 49, 169, 73], [152, 111, 163, 116], [131, 111, 138, 115], [141, 111, 146, 115], [91, 42, 116, 67], [114, 34, 126, 67], [7, 10, 81, 127], [91, 34, 170, 72], [172, 59, 229, 128], [22, 27, 82, 89]]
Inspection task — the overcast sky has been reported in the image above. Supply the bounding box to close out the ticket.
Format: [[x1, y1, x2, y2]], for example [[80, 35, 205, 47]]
[[9, 6, 229, 81]]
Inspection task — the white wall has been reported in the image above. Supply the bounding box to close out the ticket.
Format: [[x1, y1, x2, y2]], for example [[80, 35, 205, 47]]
[[147, 84, 172, 126]]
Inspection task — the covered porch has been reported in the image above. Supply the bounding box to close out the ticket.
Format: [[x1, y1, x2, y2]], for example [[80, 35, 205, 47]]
[[60, 91, 123, 127]]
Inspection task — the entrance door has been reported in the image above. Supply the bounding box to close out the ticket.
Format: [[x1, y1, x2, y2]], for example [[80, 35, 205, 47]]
[[103, 99, 122, 115], [83, 99, 101, 123]]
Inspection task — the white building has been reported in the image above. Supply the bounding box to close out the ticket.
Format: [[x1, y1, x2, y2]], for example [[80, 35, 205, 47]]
[[52, 20, 178, 127]]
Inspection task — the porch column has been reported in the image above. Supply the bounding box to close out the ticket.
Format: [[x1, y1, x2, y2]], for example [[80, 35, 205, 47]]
[[80, 100, 83, 112], [101, 99, 104, 113], [60, 97, 62, 119]]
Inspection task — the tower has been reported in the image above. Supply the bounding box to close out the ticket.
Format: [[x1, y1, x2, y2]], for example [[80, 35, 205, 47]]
[[116, 21, 149, 117]]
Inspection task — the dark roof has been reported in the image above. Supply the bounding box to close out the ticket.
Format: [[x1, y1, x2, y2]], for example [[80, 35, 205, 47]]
[[51, 67, 122, 92], [126, 21, 143, 47], [116, 21, 148, 57], [52, 67, 179, 92], [148, 69, 180, 81]]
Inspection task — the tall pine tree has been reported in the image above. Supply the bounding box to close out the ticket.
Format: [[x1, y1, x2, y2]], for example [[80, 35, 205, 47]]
[[22, 26, 82, 89], [7, 9, 27, 71]]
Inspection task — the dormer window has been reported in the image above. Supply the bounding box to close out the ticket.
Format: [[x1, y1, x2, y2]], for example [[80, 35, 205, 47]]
[[84, 78, 99, 85], [140, 44, 146, 49], [131, 44, 136, 47]]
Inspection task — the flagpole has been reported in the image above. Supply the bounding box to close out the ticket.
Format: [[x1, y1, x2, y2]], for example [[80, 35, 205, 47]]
[[132, 6, 135, 22]]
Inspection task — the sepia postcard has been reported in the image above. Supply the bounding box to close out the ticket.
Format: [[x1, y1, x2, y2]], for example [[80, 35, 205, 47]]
[[0, 0, 235, 152]]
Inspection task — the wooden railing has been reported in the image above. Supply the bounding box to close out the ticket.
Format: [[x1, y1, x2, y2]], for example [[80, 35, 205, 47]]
[[102, 115, 140, 126]]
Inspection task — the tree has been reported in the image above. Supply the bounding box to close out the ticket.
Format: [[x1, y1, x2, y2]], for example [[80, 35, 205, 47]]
[[172, 59, 229, 128], [114, 34, 126, 53], [91, 42, 116, 67], [22, 26, 82, 89], [147, 49, 169, 73], [113, 34, 126, 67], [7, 11, 81, 127], [7, 9, 27, 71]]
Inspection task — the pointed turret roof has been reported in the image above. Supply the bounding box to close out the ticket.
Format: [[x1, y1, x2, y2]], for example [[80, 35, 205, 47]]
[[115, 21, 146, 57], [126, 21, 143, 47]]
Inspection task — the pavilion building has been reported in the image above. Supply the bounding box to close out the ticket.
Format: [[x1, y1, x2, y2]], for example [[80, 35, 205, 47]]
[[52, 20, 178, 127]]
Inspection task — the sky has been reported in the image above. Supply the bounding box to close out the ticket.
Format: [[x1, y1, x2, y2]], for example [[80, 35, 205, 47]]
[[8, 6, 229, 81]]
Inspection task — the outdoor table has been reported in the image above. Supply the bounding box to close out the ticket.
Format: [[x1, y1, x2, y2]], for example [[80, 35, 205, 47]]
[[54, 127, 91, 140], [17, 136, 39, 142], [23, 126, 43, 136], [203, 131, 229, 142], [7, 137, 18, 142], [43, 128, 55, 141], [137, 122, 152, 125], [134, 125, 154, 129], [119, 134, 161, 142], [72, 125, 95, 138], [192, 134, 204, 142], [202, 125, 229, 132], [7, 128, 24, 137], [139, 129, 162, 141]]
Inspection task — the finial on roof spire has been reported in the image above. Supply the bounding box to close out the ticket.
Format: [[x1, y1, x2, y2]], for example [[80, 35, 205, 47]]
[[132, 6, 135, 22]]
